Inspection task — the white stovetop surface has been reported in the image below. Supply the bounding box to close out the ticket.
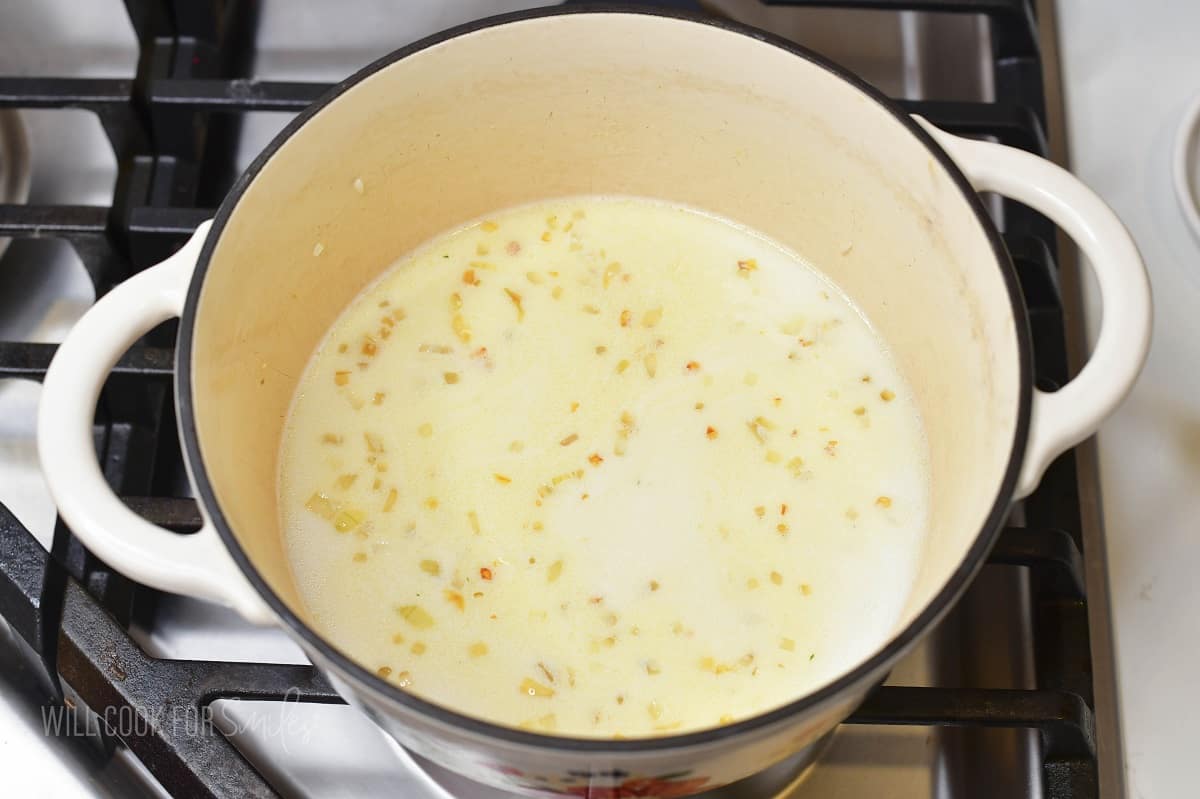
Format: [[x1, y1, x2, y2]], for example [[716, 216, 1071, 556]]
[[0, 1, 1196, 797], [1056, 1, 1200, 797]]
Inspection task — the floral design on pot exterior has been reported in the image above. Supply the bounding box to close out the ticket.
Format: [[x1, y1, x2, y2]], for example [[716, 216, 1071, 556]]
[[494, 765, 710, 798]]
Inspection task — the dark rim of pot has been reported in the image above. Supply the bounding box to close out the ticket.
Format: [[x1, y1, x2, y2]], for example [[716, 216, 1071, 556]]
[[177, 4, 1032, 754]]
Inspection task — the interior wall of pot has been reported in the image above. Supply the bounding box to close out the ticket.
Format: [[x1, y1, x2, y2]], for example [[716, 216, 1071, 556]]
[[190, 13, 1020, 641]]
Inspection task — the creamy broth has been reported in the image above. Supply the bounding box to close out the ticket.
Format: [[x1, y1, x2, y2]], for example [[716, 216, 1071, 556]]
[[279, 197, 929, 737]]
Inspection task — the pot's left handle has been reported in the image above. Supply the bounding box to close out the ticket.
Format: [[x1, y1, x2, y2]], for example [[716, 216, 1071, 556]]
[[37, 221, 275, 625]]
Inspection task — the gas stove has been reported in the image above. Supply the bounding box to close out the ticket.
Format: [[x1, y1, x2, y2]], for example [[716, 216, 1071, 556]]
[[0, 1, 1119, 797]]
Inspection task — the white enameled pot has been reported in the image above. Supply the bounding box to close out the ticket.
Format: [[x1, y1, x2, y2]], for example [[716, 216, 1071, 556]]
[[36, 9, 1150, 797]]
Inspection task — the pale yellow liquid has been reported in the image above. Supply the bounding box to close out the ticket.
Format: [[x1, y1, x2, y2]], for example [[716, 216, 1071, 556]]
[[279, 197, 929, 737]]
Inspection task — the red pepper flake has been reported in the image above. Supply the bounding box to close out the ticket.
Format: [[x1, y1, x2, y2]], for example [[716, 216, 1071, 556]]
[[706, 426, 718, 440], [480, 567, 493, 581], [780, 503, 788, 515], [736, 258, 758, 277], [588, 453, 604, 466], [589, 596, 604, 604]]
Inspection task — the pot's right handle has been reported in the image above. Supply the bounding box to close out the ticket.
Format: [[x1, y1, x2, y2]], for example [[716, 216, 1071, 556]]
[[37, 221, 275, 624], [916, 119, 1152, 498]]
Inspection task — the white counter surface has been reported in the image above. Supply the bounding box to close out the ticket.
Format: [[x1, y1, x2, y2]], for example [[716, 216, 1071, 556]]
[[1057, 1, 1200, 797]]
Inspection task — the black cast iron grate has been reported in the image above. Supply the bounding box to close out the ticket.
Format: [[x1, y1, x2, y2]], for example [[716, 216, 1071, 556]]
[[0, 1, 1099, 797]]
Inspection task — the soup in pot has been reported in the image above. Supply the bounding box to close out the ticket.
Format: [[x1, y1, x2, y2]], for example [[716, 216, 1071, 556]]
[[279, 196, 929, 737]]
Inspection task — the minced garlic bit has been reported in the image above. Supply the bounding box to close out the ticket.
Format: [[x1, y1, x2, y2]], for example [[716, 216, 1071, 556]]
[[334, 370, 350, 386], [468, 510, 481, 535], [419, 559, 440, 576], [880, 389, 895, 401], [770, 571, 783, 585], [481, 220, 498, 232], [619, 309, 632, 327], [335, 473, 357, 490], [780, 637, 796, 652], [504, 288, 525, 321], [641, 307, 663, 328], [540, 231, 552, 242], [588, 453, 604, 466], [445, 590, 465, 611], [377, 666, 392, 677], [443, 371, 460, 384], [462, 269, 479, 286], [373, 392, 386, 405], [520, 677, 555, 698], [643, 353, 658, 378], [801, 583, 813, 596], [320, 433, 343, 445], [825, 440, 839, 455], [876, 496, 893, 508], [424, 497, 439, 509], [352, 552, 368, 563], [603, 262, 621, 288], [469, 642, 489, 657], [333, 509, 364, 533], [736, 258, 757, 277], [777, 523, 789, 535], [396, 604, 434, 629], [509, 441, 524, 452], [417, 422, 433, 437], [364, 432, 384, 453], [382, 488, 398, 512], [452, 313, 471, 343], [547, 560, 563, 582], [765, 450, 782, 464], [493, 473, 512, 484], [754, 505, 766, 518], [312, 242, 325, 257], [685, 361, 701, 372], [560, 433, 579, 447], [353, 177, 364, 194], [396, 671, 413, 687], [411, 642, 427, 655]]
